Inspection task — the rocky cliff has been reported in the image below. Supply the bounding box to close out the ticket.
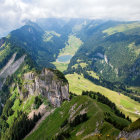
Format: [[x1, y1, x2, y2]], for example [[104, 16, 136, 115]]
[[19, 68, 69, 107], [117, 130, 140, 140], [0, 53, 26, 89], [118, 118, 140, 140]]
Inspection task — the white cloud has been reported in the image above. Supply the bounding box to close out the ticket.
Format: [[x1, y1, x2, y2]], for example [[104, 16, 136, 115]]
[[0, 0, 140, 37]]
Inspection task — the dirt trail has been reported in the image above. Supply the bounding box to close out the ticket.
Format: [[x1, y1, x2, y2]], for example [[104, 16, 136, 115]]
[[24, 109, 55, 139]]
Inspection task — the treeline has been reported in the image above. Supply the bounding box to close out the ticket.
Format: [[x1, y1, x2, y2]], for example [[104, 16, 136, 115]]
[[104, 112, 129, 130], [0, 77, 41, 140], [0, 93, 42, 140], [65, 64, 122, 92], [2, 112, 41, 140], [34, 96, 43, 109], [84, 72, 140, 103], [49, 68, 68, 83], [65, 66, 140, 103], [70, 113, 88, 127], [0, 110, 41, 140], [82, 91, 131, 122], [55, 113, 88, 140], [0, 75, 15, 116]]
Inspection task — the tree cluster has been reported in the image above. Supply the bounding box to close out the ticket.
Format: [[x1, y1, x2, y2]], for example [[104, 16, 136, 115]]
[[34, 96, 43, 109], [70, 113, 88, 127], [82, 91, 131, 122]]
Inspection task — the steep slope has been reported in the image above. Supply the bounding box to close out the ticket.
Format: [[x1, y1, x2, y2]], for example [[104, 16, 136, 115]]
[[25, 95, 130, 140], [0, 53, 25, 89], [8, 21, 66, 68], [66, 21, 140, 86], [0, 67, 69, 140], [0, 36, 36, 114], [118, 118, 140, 140], [0, 23, 70, 140], [17, 68, 69, 107]]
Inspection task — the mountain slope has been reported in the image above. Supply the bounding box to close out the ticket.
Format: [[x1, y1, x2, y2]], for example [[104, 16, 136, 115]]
[[8, 22, 67, 68], [65, 21, 140, 86], [65, 73, 140, 121], [0, 23, 70, 140], [0, 67, 69, 140], [118, 118, 140, 140], [0, 36, 36, 114], [25, 95, 130, 140]]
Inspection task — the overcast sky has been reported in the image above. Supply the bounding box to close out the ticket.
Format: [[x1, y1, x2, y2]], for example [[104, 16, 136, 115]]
[[0, 0, 140, 37]]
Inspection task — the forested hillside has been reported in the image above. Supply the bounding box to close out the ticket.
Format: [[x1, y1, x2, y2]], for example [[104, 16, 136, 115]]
[[26, 94, 131, 140], [66, 21, 140, 86]]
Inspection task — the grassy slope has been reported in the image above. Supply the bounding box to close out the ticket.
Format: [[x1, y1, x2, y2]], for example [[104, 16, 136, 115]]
[[103, 22, 140, 35], [52, 61, 69, 72], [124, 118, 140, 132], [7, 86, 36, 126], [87, 71, 99, 80], [128, 86, 140, 93], [0, 43, 11, 64], [59, 35, 83, 56], [26, 96, 129, 140], [52, 35, 83, 72], [65, 73, 140, 121]]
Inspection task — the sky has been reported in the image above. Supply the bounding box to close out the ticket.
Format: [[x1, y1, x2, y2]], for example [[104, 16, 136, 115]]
[[0, 0, 140, 37]]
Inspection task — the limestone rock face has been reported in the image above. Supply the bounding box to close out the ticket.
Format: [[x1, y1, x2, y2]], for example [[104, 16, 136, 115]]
[[21, 68, 69, 107], [117, 129, 140, 140], [0, 53, 26, 89]]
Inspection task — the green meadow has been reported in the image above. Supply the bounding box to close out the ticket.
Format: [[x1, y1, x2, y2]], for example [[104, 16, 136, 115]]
[[66, 73, 140, 121]]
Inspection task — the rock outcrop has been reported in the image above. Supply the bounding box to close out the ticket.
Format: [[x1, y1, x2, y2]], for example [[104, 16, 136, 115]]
[[20, 68, 69, 107], [0, 53, 26, 89], [117, 130, 140, 140]]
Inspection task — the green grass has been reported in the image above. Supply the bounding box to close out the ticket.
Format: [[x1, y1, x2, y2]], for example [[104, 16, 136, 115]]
[[72, 64, 79, 69], [79, 62, 87, 68], [7, 95, 36, 126], [87, 71, 99, 80], [52, 35, 83, 72], [43, 31, 60, 42], [65, 73, 140, 121], [26, 96, 129, 140], [59, 35, 83, 56], [52, 61, 69, 72], [7, 99, 21, 125], [128, 42, 140, 57], [71, 62, 87, 69], [103, 22, 140, 35], [22, 95, 36, 113], [124, 118, 140, 132], [120, 99, 135, 110], [128, 86, 140, 93], [0, 43, 11, 65]]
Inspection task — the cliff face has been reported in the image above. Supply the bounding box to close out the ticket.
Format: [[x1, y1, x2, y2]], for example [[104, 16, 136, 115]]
[[0, 53, 26, 89], [118, 130, 140, 140], [20, 68, 69, 107]]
